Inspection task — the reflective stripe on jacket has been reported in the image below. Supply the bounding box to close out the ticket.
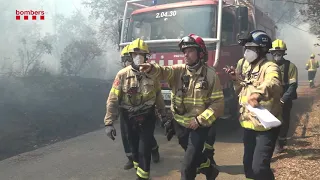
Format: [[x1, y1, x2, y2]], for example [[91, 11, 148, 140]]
[[237, 58, 283, 131], [147, 63, 224, 127], [306, 59, 319, 71], [104, 66, 161, 126], [278, 60, 298, 102]]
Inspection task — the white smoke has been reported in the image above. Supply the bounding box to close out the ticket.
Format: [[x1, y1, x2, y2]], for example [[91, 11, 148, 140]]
[[278, 24, 318, 81]]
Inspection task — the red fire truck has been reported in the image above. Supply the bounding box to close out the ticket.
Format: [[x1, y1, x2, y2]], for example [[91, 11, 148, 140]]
[[118, 0, 276, 123]]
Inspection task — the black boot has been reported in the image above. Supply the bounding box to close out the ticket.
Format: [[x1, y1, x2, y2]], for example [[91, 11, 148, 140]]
[[204, 149, 217, 166], [124, 156, 134, 170], [208, 156, 216, 166], [205, 165, 220, 180], [274, 144, 284, 154], [136, 176, 150, 180], [274, 139, 286, 154], [151, 147, 160, 163]]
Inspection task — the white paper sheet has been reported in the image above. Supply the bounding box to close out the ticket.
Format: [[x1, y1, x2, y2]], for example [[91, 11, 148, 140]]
[[245, 104, 282, 129]]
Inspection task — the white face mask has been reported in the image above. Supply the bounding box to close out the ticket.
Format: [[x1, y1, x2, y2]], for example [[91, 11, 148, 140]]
[[123, 61, 132, 67], [133, 54, 145, 65], [244, 49, 258, 63], [273, 55, 283, 61], [266, 53, 274, 61]]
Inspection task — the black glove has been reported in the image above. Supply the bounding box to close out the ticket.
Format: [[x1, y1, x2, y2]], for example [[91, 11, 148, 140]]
[[164, 120, 171, 133], [160, 115, 167, 128], [105, 125, 116, 141], [164, 120, 175, 141]]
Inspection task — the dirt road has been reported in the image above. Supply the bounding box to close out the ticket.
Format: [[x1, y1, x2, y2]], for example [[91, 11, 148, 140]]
[[0, 81, 317, 180]]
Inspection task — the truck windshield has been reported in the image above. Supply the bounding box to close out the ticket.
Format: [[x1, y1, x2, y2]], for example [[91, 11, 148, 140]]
[[127, 5, 216, 42]]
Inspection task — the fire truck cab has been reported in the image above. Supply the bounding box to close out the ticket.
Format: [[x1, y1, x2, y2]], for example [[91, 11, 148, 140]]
[[117, 0, 276, 125]]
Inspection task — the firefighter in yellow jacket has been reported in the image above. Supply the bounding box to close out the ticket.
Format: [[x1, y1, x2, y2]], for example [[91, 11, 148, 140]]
[[118, 44, 163, 170], [269, 39, 298, 154], [225, 30, 282, 180], [140, 34, 224, 180], [104, 38, 161, 180], [306, 53, 319, 88], [120, 44, 133, 67]]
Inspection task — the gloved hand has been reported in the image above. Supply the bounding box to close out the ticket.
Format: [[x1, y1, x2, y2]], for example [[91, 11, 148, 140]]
[[164, 120, 175, 141], [163, 120, 171, 133], [105, 125, 116, 141], [160, 115, 167, 128]]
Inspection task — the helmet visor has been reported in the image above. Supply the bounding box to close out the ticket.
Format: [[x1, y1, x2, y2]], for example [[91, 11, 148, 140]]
[[270, 50, 285, 56], [121, 56, 132, 63], [238, 32, 254, 46], [245, 42, 259, 47], [180, 36, 195, 43], [178, 36, 199, 50]]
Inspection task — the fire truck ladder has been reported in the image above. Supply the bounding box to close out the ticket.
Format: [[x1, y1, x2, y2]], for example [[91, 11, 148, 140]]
[[119, 0, 224, 68]]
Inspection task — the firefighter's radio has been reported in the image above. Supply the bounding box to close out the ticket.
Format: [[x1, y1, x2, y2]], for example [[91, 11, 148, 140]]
[[182, 75, 190, 93], [199, 80, 208, 90]]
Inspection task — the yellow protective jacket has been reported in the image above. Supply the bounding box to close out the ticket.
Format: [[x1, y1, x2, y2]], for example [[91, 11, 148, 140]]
[[278, 60, 298, 103], [236, 58, 283, 131], [234, 58, 249, 94], [155, 90, 166, 116], [306, 59, 319, 71], [104, 66, 161, 126], [147, 63, 224, 127]]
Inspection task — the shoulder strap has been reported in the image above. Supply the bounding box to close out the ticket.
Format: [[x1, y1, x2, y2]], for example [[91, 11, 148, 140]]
[[283, 60, 290, 84], [256, 60, 271, 82], [239, 58, 246, 76], [202, 64, 208, 80]]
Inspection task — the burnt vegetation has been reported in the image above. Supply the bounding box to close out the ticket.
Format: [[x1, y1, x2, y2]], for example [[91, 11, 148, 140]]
[[0, 2, 111, 160]]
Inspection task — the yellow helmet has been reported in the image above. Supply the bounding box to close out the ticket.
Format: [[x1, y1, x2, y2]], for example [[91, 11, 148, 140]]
[[121, 45, 130, 57], [269, 39, 287, 51], [128, 38, 149, 54], [310, 53, 315, 58]]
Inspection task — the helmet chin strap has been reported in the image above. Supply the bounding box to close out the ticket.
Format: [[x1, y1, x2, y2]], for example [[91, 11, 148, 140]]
[[131, 64, 140, 71], [187, 59, 202, 71], [130, 54, 147, 71], [275, 57, 285, 65], [249, 49, 265, 64], [186, 49, 204, 71], [131, 60, 147, 72]]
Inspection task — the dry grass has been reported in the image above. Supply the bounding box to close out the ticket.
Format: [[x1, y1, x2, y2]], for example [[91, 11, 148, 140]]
[[272, 86, 320, 180]]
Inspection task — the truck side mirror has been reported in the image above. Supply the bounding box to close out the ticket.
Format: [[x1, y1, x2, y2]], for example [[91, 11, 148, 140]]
[[237, 6, 248, 32], [118, 19, 123, 45]]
